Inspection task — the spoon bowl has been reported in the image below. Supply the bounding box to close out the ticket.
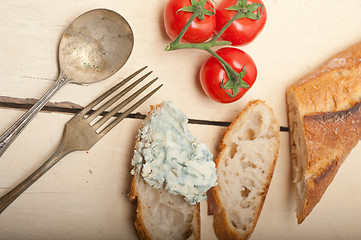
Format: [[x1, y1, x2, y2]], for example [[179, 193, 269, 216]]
[[60, 9, 134, 83], [0, 9, 134, 158]]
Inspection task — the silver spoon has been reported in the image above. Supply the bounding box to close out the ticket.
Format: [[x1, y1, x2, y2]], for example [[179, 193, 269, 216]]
[[0, 9, 134, 158]]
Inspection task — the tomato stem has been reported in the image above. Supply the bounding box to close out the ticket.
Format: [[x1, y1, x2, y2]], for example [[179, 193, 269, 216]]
[[204, 48, 237, 79], [165, 40, 231, 51], [212, 11, 244, 41], [166, 6, 231, 51], [172, 6, 201, 44], [165, 9, 243, 90], [205, 48, 249, 90]]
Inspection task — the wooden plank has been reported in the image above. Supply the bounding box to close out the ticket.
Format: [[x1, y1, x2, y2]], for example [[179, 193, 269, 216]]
[[1, 109, 361, 239], [1, 0, 361, 125], [1, 0, 361, 239]]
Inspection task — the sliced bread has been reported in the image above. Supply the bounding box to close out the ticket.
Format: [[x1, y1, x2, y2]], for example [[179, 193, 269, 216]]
[[208, 100, 280, 240], [129, 101, 217, 240], [129, 173, 200, 240]]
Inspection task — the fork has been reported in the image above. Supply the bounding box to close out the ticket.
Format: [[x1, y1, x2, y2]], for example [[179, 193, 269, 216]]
[[0, 67, 162, 214]]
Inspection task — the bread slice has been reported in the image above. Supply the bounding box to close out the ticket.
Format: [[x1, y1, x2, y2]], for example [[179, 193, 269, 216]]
[[208, 100, 280, 240], [129, 101, 217, 240], [286, 41, 361, 224], [129, 173, 200, 240]]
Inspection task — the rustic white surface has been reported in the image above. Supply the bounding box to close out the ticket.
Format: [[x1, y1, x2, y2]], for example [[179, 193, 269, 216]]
[[1, 0, 361, 239]]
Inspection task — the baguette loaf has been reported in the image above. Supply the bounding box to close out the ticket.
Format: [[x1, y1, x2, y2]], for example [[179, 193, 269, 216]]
[[286, 42, 361, 224], [129, 101, 217, 240], [208, 100, 280, 240]]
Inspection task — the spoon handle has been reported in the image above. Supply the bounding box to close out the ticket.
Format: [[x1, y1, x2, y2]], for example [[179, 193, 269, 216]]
[[0, 73, 69, 158]]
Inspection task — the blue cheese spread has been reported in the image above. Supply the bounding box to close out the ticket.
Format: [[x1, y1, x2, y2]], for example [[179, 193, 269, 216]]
[[131, 101, 217, 205]]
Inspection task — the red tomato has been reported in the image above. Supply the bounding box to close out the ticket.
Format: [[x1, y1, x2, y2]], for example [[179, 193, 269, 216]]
[[216, 0, 267, 46], [164, 0, 216, 43], [200, 47, 257, 103]]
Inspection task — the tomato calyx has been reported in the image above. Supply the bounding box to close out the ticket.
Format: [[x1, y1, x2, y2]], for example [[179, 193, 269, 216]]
[[207, 49, 249, 97], [220, 64, 249, 98], [178, 0, 215, 21], [226, 0, 264, 21], [213, 0, 264, 41]]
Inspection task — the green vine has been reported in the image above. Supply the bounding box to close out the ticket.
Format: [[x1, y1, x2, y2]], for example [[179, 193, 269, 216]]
[[165, 0, 264, 97]]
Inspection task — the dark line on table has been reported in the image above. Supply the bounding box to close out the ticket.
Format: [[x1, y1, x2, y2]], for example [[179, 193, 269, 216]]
[[0, 101, 289, 132]]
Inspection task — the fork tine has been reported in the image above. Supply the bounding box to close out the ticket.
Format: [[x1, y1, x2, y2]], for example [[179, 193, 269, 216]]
[[78, 66, 148, 117], [86, 71, 153, 123], [98, 84, 163, 137], [92, 77, 158, 130]]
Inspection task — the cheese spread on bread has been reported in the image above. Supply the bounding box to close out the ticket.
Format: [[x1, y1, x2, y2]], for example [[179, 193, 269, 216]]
[[131, 101, 217, 205]]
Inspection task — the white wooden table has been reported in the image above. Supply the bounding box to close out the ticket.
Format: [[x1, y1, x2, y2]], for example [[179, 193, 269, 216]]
[[1, 0, 361, 239]]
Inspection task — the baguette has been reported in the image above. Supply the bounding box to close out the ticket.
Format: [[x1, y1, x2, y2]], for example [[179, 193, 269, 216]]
[[208, 100, 280, 240], [286, 41, 361, 224], [129, 101, 217, 240]]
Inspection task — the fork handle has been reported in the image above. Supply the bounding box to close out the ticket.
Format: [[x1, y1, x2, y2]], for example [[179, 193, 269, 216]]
[[0, 72, 69, 159], [0, 145, 69, 214]]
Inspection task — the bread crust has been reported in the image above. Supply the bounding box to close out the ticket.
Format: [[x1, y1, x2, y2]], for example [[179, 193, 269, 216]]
[[129, 173, 152, 240], [208, 100, 280, 240], [286, 41, 361, 223], [287, 41, 361, 116]]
